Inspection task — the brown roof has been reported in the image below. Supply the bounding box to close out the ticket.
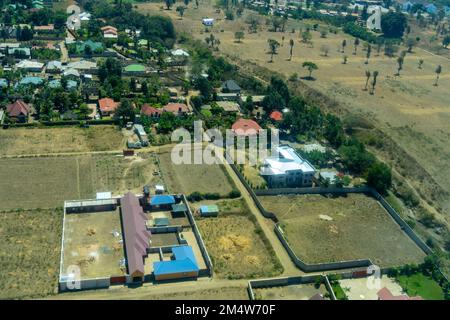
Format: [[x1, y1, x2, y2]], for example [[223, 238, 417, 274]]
[[34, 24, 54, 31], [121, 192, 151, 277], [232, 118, 262, 136], [7, 100, 30, 117], [141, 104, 162, 116], [101, 26, 118, 34], [163, 103, 192, 115], [98, 98, 119, 113], [269, 110, 283, 121], [377, 287, 423, 300]]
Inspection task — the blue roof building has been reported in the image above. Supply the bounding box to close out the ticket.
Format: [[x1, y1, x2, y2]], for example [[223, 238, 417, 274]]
[[150, 195, 176, 206], [153, 246, 199, 280], [200, 205, 219, 217], [48, 79, 78, 90], [17, 76, 43, 87]]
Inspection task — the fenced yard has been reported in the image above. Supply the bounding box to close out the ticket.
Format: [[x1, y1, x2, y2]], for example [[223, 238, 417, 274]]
[[259, 193, 426, 267], [195, 199, 283, 279], [0, 208, 63, 299]]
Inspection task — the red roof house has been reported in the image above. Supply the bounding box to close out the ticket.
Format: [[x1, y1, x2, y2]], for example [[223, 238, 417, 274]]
[[98, 98, 119, 116], [377, 287, 423, 301], [141, 104, 163, 118], [232, 118, 262, 136], [101, 26, 118, 38], [163, 103, 192, 116], [6, 100, 30, 122], [269, 110, 283, 121]]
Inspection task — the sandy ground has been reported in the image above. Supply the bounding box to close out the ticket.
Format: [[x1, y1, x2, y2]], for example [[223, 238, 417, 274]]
[[339, 275, 404, 300]]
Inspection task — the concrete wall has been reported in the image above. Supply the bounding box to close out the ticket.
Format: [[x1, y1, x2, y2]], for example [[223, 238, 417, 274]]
[[254, 186, 372, 196], [59, 277, 110, 292]]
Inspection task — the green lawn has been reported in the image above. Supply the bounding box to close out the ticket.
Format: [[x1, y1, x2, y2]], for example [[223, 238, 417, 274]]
[[396, 273, 445, 300], [332, 282, 348, 300]]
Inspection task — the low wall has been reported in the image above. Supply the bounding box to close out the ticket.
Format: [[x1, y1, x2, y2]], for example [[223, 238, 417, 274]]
[[323, 276, 337, 300], [59, 277, 110, 292], [149, 226, 182, 234], [274, 224, 373, 272], [254, 186, 372, 196], [183, 195, 214, 277]]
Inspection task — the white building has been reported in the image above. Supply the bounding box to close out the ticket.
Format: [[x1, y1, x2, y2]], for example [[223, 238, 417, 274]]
[[260, 145, 316, 188]]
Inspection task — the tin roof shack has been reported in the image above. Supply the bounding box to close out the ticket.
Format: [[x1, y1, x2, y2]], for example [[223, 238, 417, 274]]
[[149, 195, 176, 211], [134, 124, 149, 147], [153, 246, 199, 281], [120, 192, 151, 283], [199, 205, 219, 217], [171, 203, 187, 218]]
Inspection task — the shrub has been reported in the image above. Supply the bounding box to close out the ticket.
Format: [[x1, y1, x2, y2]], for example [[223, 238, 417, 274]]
[[228, 190, 241, 199]]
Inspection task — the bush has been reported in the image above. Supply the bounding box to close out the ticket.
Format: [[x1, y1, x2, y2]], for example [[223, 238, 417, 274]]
[[228, 190, 241, 199]]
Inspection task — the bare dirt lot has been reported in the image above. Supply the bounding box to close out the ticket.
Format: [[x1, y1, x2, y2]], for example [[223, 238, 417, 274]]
[[62, 210, 125, 279], [0, 126, 125, 156], [254, 283, 330, 300], [138, 1, 450, 220], [195, 198, 283, 279], [0, 154, 162, 210], [0, 208, 62, 299], [157, 150, 236, 196], [259, 193, 426, 267]]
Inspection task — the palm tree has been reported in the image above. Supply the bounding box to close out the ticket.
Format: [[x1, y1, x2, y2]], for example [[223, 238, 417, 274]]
[[353, 38, 360, 55], [268, 39, 280, 62], [364, 70, 371, 91], [289, 39, 294, 61], [434, 65, 442, 86], [302, 61, 318, 79], [370, 71, 379, 95], [396, 56, 404, 76]]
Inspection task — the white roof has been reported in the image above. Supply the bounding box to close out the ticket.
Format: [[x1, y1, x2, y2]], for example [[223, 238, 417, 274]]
[[261, 146, 315, 175], [47, 60, 62, 69], [303, 143, 326, 153], [67, 60, 97, 70], [171, 49, 190, 57], [155, 185, 165, 191], [96, 192, 112, 200], [63, 68, 80, 77], [16, 60, 44, 69]]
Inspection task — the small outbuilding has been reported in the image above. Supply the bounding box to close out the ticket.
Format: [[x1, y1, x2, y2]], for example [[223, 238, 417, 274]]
[[200, 205, 219, 217]]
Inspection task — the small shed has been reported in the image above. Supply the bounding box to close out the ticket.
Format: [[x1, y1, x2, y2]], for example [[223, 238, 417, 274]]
[[150, 195, 176, 209], [96, 192, 112, 200], [171, 203, 187, 217], [200, 205, 219, 217], [155, 185, 165, 194]]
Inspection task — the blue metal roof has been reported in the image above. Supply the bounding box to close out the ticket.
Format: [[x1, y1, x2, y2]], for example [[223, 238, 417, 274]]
[[200, 205, 219, 213], [154, 217, 170, 227], [150, 195, 175, 206], [18, 76, 43, 86], [153, 246, 199, 276]]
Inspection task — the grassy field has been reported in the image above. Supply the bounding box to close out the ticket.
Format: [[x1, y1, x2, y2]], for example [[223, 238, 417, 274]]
[[396, 273, 445, 300], [137, 1, 450, 222], [195, 198, 283, 279], [0, 126, 125, 156], [157, 150, 236, 196], [0, 208, 62, 299], [259, 193, 426, 267], [62, 210, 125, 279], [0, 154, 162, 210]]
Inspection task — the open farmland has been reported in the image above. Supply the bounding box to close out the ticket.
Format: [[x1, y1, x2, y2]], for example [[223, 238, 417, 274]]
[[0, 208, 62, 299], [62, 210, 125, 279], [137, 1, 450, 221], [0, 154, 162, 210], [157, 151, 235, 196], [195, 198, 283, 279], [0, 126, 125, 156], [259, 193, 426, 267]]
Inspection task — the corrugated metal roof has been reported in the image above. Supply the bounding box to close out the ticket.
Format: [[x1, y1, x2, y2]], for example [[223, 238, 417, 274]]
[[150, 195, 175, 206], [153, 246, 199, 276], [200, 205, 219, 213], [171, 203, 187, 213]]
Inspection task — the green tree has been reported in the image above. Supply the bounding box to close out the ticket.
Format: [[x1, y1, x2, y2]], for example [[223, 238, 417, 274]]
[[370, 71, 379, 95], [288, 39, 294, 61], [381, 11, 407, 38], [115, 99, 135, 126], [353, 38, 360, 55], [267, 39, 280, 62], [234, 31, 244, 43], [302, 61, 318, 79], [366, 162, 392, 195], [176, 6, 186, 19], [434, 65, 442, 86], [364, 70, 371, 91]]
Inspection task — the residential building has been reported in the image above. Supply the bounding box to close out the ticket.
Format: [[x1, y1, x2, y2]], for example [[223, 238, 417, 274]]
[[215, 101, 241, 113], [260, 145, 316, 188], [141, 104, 163, 118], [199, 205, 219, 217], [231, 118, 262, 136], [46, 60, 63, 73], [163, 103, 192, 116], [6, 99, 30, 123], [15, 60, 44, 72], [153, 246, 199, 281], [377, 287, 423, 300], [221, 79, 241, 94], [101, 25, 118, 39], [98, 98, 119, 116]]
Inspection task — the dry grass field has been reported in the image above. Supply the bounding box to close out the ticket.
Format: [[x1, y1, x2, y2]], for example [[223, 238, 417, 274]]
[[62, 210, 125, 279], [0, 154, 162, 210], [196, 198, 283, 279], [157, 151, 236, 196], [138, 1, 450, 220], [0, 208, 62, 299], [254, 283, 330, 300], [0, 126, 125, 156], [259, 193, 426, 267]]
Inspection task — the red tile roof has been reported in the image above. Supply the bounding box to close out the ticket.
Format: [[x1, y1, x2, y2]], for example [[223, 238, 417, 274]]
[[269, 110, 283, 121], [377, 287, 423, 300], [232, 118, 262, 136], [141, 104, 162, 117], [163, 103, 191, 115], [7, 100, 30, 117], [98, 98, 119, 113], [101, 26, 118, 35], [121, 192, 151, 277]]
